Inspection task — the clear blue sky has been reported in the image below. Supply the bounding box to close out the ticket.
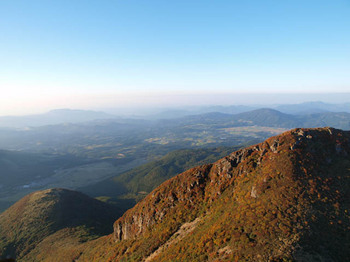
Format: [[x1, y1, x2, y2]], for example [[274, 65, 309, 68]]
[[0, 0, 349, 114]]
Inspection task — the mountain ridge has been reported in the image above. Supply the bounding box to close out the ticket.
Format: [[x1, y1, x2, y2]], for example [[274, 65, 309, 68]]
[[99, 127, 349, 261], [1, 127, 349, 261]]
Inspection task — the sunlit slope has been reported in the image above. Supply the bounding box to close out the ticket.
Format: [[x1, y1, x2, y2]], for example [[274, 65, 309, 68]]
[[79, 127, 349, 261], [2, 128, 349, 261], [0, 188, 122, 261], [79, 146, 241, 210]]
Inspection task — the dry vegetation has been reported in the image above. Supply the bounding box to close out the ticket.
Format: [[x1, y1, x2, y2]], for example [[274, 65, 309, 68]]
[[1, 128, 349, 261]]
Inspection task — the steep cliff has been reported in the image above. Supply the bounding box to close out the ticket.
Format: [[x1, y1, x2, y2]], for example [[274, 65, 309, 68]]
[[98, 127, 348, 261]]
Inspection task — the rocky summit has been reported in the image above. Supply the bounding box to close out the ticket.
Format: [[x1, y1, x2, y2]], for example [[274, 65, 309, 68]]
[[1, 127, 349, 261]]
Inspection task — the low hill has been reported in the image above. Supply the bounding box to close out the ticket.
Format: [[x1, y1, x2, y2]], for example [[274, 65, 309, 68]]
[[0, 188, 122, 261], [0, 150, 86, 212], [233, 108, 301, 127]]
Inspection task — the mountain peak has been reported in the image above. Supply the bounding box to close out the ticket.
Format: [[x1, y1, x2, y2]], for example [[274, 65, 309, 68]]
[[1, 128, 349, 261], [107, 127, 349, 261]]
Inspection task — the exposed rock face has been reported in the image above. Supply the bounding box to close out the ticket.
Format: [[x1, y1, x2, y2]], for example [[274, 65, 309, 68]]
[[112, 143, 270, 242], [108, 127, 349, 262], [114, 129, 298, 241], [112, 134, 279, 242], [3, 127, 349, 262], [113, 164, 213, 241]]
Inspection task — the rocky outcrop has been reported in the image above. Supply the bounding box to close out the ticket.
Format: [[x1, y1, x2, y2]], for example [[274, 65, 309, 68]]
[[112, 142, 273, 242], [113, 127, 350, 246], [113, 164, 213, 241], [5, 127, 349, 262]]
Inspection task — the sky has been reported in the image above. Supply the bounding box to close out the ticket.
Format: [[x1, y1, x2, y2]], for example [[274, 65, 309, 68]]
[[0, 0, 349, 115]]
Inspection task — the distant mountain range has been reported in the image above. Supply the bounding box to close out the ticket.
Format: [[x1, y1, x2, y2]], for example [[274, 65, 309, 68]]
[[0, 109, 117, 128], [163, 108, 350, 130], [274, 101, 350, 115], [141, 101, 350, 119], [0, 106, 349, 219], [1, 128, 349, 261], [0, 101, 349, 129], [0, 107, 349, 211]]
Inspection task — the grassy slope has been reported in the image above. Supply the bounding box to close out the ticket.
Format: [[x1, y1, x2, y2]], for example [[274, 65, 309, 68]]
[[2, 128, 349, 261], [78, 146, 241, 211], [0, 188, 122, 261], [78, 128, 350, 261]]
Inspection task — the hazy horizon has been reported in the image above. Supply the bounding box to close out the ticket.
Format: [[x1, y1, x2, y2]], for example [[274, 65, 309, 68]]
[[0, 92, 349, 117], [1, 1, 349, 116]]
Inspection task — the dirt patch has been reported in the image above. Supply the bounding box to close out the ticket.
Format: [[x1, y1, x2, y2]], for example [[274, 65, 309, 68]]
[[145, 217, 201, 262]]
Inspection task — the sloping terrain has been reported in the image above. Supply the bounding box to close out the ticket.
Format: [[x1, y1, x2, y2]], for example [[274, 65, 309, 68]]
[[1, 127, 349, 261], [79, 127, 350, 261], [79, 146, 240, 210], [0, 188, 122, 261], [0, 150, 86, 212]]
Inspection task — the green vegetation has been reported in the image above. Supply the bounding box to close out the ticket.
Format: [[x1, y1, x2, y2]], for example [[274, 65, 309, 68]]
[[115, 147, 240, 194], [1, 109, 349, 161], [77, 128, 350, 261], [0, 150, 88, 211], [78, 146, 242, 211], [1, 110, 350, 261], [1, 108, 349, 212], [0, 188, 122, 261], [3, 128, 348, 261]]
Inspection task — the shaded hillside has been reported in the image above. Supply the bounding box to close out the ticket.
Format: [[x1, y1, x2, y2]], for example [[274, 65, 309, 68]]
[[78, 127, 350, 261], [0, 150, 86, 212], [79, 146, 241, 210], [1, 128, 349, 261], [0, 188, 122, 261], [114, 146, 241, 195], [0, 150, 77, 187]]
